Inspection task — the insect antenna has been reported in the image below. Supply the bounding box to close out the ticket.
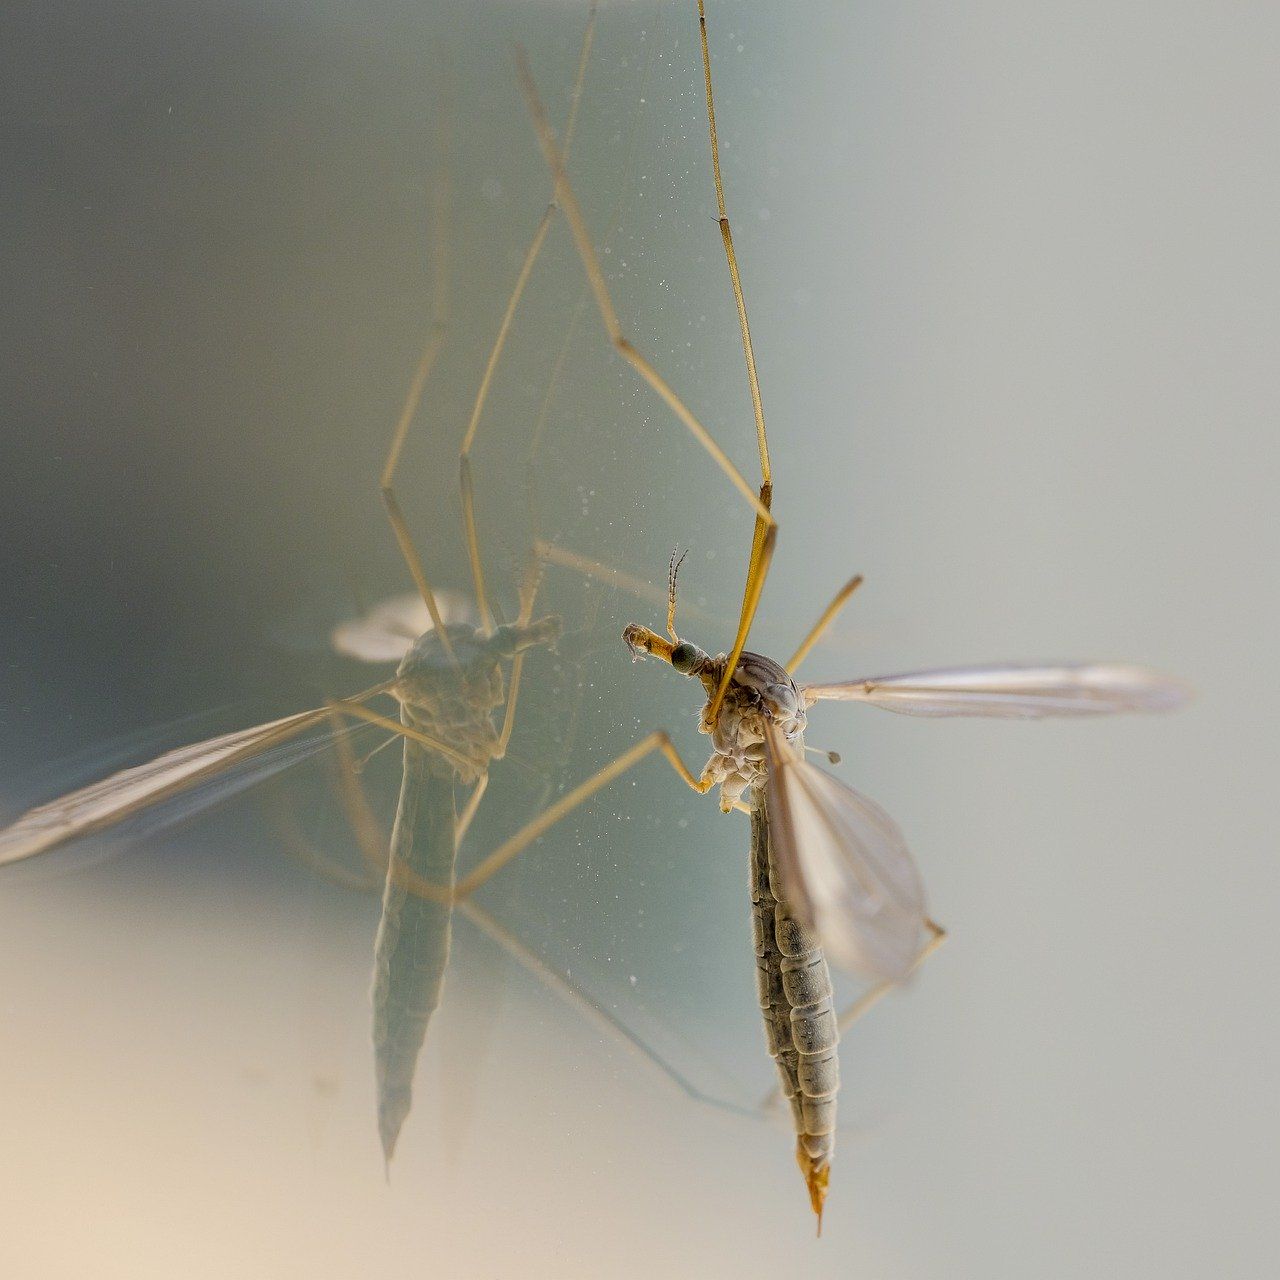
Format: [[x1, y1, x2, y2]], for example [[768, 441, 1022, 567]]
[[667, 548, 688, 641]]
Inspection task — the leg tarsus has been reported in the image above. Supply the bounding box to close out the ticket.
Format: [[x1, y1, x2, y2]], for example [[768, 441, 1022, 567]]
[[453, 731, 711, 900], [515, 50, 772, 529], [328, 699, 475, 780], [787, 573, 865, 675], [458, 895, 753, 1117], [380, 484, 456, 662], [458, 455, 496, 633], [697, 0, 770, 486], [835, 918, 948, 1037]]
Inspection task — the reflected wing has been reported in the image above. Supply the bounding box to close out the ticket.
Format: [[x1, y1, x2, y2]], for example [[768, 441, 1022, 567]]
[[762, 724, 927, 981], [804, 662, 1190, 718], [0, 701, 373, 867], [331, 589, 475, 663]]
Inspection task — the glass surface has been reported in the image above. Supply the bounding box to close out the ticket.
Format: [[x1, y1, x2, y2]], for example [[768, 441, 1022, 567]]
[[1, 2, 1275, 1276]]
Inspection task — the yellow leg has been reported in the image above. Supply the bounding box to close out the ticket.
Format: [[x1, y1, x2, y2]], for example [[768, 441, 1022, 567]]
[[380, 325, 447, 494], [452, 731, 713, 901], [697, 0, 770, 489], [461, 3, 612, 784], [786, 574, 865, 674], [378, 486, 456, 662], [458, 455, 496, 634], [326, 700, 476, 779], [459, 202, 556, 467], [707, 516, 777, 723], [524, 3, 661, 478], [296, 717, 756, 1117], [835, 919, 948, 1036], [323, 702, 395, 883], [319, 711, 715, 906], [519, 36, 782, 717], [695, 0, 780, 719], [457, 4, 599, 634], [377, 73, 455, 660], [515, 50, 773, 531], [491, 546, 551, 765], [454, 773, 489, 848]]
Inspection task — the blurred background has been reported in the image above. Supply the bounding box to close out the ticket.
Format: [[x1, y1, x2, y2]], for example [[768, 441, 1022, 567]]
[[1, 1, 1276, 1276]]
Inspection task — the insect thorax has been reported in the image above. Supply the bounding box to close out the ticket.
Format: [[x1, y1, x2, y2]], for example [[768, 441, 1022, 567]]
[[698, 650, 807, 809], [394, 626, 505, 784]]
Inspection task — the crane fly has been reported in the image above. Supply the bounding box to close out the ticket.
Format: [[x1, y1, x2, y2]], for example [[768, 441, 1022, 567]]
[[0, 2, 1190, 1232], [506, 2, 1191, 1229]]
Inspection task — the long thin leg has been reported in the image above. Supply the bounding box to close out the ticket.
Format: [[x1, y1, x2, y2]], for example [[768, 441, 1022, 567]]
[[697, 0, 770, 493], [325, 703, 396, 883], [327, 700, 476, 779], [523, 9, 662, 490], [458, 896, 752, 1117], [694, 0, 779, 714], [708, 517, 776, 723], [536, 538, 721, 626], [454, 774, 489, 847], [835, 919, 948, 1037], [515, 50, 772, 531], [321, 709, 713, 906], [309, 717, 754, 1119], [379, 75, 456, 661], [453, 731, 713, 900], [786, 574, 865, 674], [466, 0, 598, 466], [489, 29, 678, 766], [483, 7, 623, 755], [379, 487, 455, 663], [517, 44, 779, 728], [458, 3, 599, 635], [491, 551, 544, 763], [365, 731, 711, 904]]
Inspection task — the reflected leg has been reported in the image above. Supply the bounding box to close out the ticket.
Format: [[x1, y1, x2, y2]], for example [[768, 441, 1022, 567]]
[[692, 1, 781, 720], [458, 3, 600, 633], [835, 919, 948, 1037], [315, 714, 755, 1119], [453, 731, 713, 901], [378, 79, 455, 658], [516, 52, 771, 527]]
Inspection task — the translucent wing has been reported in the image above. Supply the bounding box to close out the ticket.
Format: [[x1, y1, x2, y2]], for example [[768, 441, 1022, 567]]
[[803, 662, 1190, 719], [0, 698, 382, 868], [331, 590, 475, 663], [762, 723, 928, 981]]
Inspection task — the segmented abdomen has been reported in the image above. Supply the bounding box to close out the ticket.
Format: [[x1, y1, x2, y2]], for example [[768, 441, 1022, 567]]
[[750, 791, 839, 1204], [370, 737, 458, 1163]]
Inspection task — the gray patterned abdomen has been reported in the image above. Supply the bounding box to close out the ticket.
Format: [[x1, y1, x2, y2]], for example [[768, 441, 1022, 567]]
[[370, 738, 457, 1163], [750, 791, 838, 1213]]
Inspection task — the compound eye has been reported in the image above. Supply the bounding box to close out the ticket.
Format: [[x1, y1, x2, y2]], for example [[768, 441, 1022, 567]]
[[670, 642, 700, 674]]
